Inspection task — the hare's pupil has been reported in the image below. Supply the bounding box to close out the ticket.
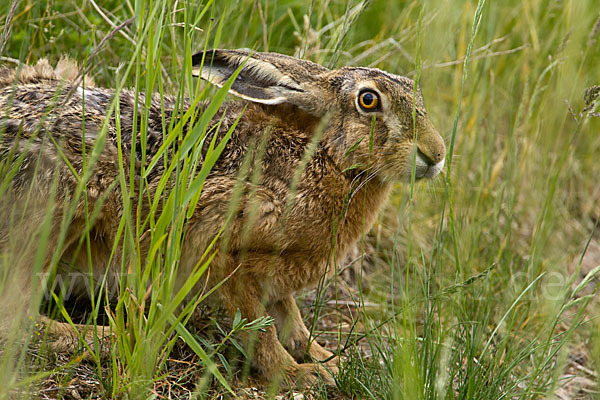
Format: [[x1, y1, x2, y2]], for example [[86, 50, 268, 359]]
[[363, 93, 374, 105]]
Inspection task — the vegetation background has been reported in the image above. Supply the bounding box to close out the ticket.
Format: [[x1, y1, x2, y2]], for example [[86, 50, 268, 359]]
[[0, 0, 599, 399]]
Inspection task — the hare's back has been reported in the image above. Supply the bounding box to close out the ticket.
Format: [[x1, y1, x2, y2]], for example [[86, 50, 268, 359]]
[[0, 83, 122, 195]]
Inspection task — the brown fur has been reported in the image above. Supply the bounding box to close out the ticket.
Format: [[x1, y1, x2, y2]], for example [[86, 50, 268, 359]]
[[0, 51, 445, 387]]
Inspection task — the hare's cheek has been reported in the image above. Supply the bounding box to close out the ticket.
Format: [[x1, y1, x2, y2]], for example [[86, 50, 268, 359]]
[[383, 142, 413, 181], [374, 123, 390, 147]]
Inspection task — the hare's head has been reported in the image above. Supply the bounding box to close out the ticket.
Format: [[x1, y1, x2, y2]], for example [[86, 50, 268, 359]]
[[192, 49, 445, 181]]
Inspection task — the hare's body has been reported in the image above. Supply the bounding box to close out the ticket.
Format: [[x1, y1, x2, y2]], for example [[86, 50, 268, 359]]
[[0, 51, 445, 386]]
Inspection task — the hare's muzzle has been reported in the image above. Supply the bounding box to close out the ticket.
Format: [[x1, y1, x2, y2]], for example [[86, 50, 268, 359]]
[[414, 148, 445, 179], [414, 122, 446, 179]]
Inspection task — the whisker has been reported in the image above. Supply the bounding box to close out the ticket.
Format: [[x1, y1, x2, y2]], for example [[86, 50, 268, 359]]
[[348, 162, 395, 200]]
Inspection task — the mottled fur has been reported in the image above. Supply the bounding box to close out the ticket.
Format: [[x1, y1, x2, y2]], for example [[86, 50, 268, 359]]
[[0, 51, 445, 386]]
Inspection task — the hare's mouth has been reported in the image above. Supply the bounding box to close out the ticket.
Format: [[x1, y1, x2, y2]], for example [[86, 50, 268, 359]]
[[413, 150, 445, 180]]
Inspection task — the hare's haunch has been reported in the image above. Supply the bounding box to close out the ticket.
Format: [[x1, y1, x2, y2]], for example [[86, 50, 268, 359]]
[[0, 50, 445, 387]]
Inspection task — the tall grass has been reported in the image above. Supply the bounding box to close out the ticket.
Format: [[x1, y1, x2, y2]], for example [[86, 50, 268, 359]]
[[0, 0, 599, 399]]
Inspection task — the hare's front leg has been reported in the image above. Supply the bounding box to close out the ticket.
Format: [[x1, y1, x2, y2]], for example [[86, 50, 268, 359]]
[[268, 296, 339, 371], [219, 275, 334, 387]]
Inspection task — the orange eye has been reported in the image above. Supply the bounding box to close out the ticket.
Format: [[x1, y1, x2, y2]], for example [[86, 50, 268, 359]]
[[358, 90, 380, 111]]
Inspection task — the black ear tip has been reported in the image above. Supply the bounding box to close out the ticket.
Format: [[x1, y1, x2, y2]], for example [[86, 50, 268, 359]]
[[191, 50, 217, 66], [191, 51, 205, 66]]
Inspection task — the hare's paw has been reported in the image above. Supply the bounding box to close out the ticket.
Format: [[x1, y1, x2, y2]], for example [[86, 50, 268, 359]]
[[322, 356, 340, 376], [286, 362, 337, 388], [35, 316, 114, 360], [307, 340, 335, 361]]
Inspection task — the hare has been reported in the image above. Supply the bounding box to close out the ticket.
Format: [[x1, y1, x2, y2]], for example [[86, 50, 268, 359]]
[[0, 50, 445, 387]]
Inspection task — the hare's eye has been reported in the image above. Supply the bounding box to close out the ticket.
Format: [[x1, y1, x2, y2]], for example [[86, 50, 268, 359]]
[[358, 90, 380, 111]]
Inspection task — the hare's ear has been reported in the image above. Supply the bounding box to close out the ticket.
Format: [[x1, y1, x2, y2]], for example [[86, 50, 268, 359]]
[[192, 49, 331, 116]]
